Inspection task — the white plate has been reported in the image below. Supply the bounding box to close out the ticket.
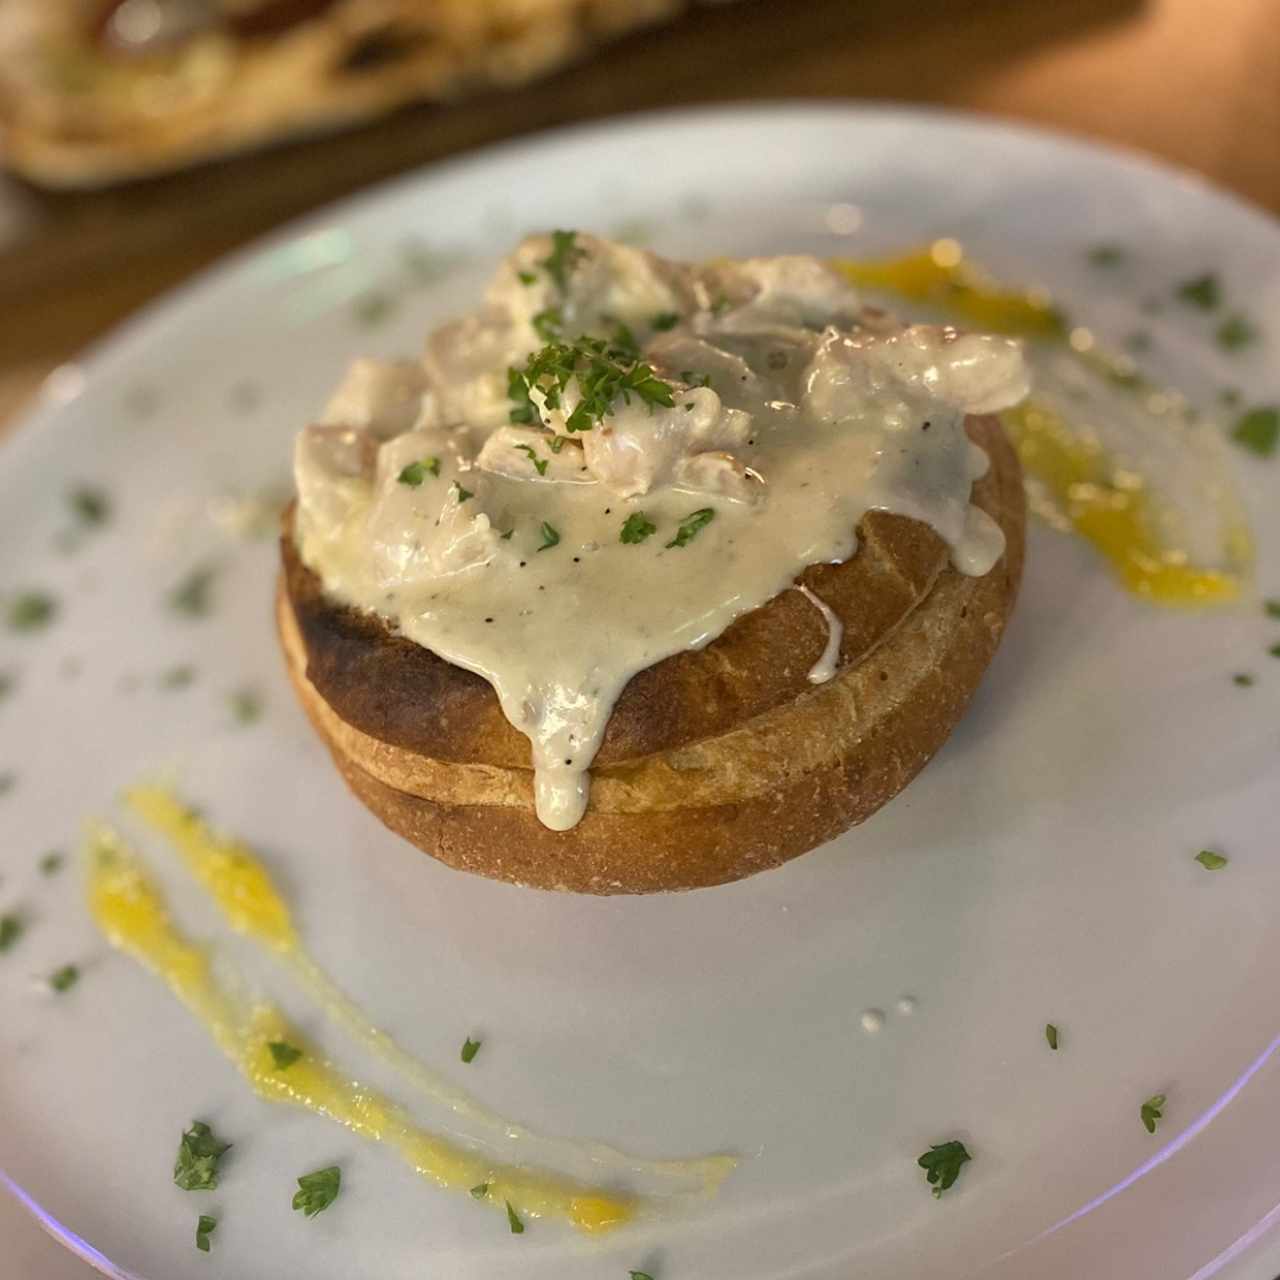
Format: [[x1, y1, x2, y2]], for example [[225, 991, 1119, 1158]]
[[2, 104, 1279, 1280]]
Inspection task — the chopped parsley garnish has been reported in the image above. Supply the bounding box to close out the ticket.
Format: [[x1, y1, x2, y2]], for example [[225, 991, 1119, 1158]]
[[168, 566, 217, 617], [532, 307, 563, 341], [517, 270, 538, 286], [461, 1036, 482, 1063], [917, 1140, 971, 1199], [1231, 407, 1278, 457], [354, 292, 395, 327], [470, 1183, 490, 1200], [174, 1121, 231, 1191], [49, 964, 79, 992], [268, 1040, 303, 1070], [508, 366, 544, 426], [1216, 313, 1257, 351], [1270, 642, 1280, 658], [0, 914, 23, 952], [630, 1272, 656, 1280], [666, 508, 715, 548], [1265, 599, 1280, 619], [454, 482, 474, 503], [398, 457, 440, 486], [515, 443, 549, 476], [69, 487, 110, 526], [1195, 849, 1228, 871], [293, 1166, 341, 1218], [1233, 673, 1255, 687], [1087, 244, 1125, 268], [7, 591, 57, 631], [40, 851, 64, 876], [511, 336, 674, 434], [229, 689, 262, 725], [160, 665, 196, 690], [1045, 1023, 1060, 1051], [547, 434, 566, 453], [195, 1214, 216, 1253], [651, 311, 680, 331], [505, 1200, 525, 1234], [620, 512, 657, 544], [1140, 1093, 1165, 1134], [539, 230, 585, 293], [537, 522, 560, 552], [1176, 274, 1220, 310], [609, 321, 641, 360]]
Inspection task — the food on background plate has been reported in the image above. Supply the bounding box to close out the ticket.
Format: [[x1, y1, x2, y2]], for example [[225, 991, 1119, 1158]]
[[278, 231, 1029, 892], [0, 0, 682, 186]]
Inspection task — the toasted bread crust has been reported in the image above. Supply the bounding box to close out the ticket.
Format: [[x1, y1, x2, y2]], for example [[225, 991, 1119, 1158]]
[[278, 413, 1024, 892]]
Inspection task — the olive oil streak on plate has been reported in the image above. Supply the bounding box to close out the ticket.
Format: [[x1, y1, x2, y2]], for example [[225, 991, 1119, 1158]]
[[85, 824, 639, 1235], [119, 784, 735, 1198], [2, 106, 1279, 1280]]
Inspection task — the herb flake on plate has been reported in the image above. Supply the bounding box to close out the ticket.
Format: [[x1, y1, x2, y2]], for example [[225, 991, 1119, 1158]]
[[1194, 849, 1228, 871], [69, 487, 111, 526], [168, 566, 218, 617], [174, 1121, 231, 1191], [0, 914, 23, 952], [229, 689, 263, 725], [1231, 407, 1278, 457], [1176, 273, 1220, 310], [505, 1200, 525, 1234], [7, 591, 57, 632], [461, 1036, 482, 1064], [195, 1214, 216, 1253], [1216, 313, 1257, 352], [49, 964, 79, 992], [293, 1166, 341, 1218], [1140, 1093, 1165, 1134], [268, 1040, 302, 1070], [1045, 1023, 1060, 1051], [917, 1140, 971, 1198]]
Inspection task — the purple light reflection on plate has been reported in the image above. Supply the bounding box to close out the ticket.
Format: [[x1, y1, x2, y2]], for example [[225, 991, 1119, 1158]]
[[0, 1167, 143, 1280], [994, 1029, 1280, 1277]]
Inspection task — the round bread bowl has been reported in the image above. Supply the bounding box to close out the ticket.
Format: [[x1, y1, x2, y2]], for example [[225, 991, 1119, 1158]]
[[277, 413, 1025, 893]]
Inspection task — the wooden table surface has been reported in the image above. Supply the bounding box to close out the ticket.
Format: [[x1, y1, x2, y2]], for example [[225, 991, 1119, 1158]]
[[1, 0, 1277, 431]]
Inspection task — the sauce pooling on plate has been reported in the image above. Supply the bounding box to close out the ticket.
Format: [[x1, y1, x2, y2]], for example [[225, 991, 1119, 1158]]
[[294, 233, 1029, 830]]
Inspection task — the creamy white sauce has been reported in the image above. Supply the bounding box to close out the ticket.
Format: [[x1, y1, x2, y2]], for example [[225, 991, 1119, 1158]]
[[793, 584, 843, 685], [294, 234, 1029, 830]]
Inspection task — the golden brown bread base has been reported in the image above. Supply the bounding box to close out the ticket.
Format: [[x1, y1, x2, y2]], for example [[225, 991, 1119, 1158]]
[[278, 413, 1025, 893]]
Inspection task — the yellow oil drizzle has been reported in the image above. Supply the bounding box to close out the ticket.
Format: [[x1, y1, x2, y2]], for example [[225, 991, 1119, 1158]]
[[834, 242, 1065, 339], [1001, 402, 1242, 605], [832, 244, 1249, 607], [124, 783, 736, 1192], [85, 824, 634, 1234]]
